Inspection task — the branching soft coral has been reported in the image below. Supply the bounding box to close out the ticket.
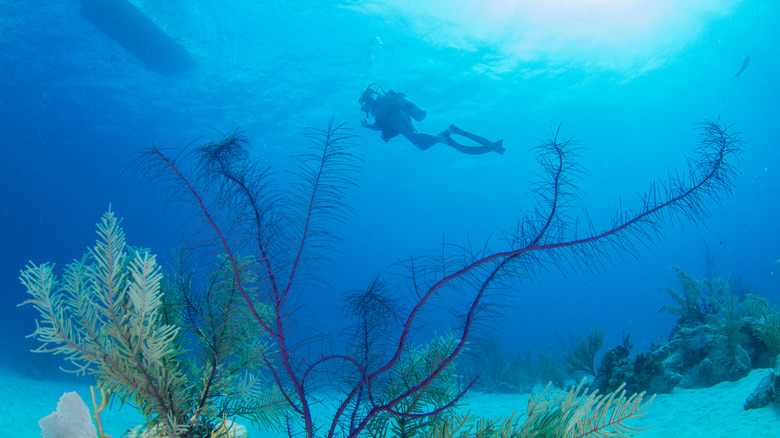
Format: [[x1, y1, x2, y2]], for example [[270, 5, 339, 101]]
[[20, 209, 287, 437], [660, 265, 733, 328], [421, 380, 654, 438], [20, 209, 187, 435], [566, 328, 606, 377]]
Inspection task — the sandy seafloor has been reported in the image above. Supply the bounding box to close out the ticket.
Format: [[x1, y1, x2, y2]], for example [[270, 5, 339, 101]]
[[3, 367, 779, 438]]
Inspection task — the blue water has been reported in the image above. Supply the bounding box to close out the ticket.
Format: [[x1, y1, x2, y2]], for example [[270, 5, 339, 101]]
[[0, 0, 778, 430]]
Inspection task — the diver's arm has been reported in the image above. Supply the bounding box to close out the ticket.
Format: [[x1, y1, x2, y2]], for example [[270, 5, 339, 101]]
[[361, 119, 382, 131]]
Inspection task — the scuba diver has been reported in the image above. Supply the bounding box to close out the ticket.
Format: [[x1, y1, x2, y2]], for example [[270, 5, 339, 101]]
[[359, 84, 504, 155]]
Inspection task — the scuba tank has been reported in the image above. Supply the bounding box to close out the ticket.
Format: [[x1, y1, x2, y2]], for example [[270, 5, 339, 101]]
[[359, 84, 427, 121], [387, 90, 426, 121], [403, 97, 427, 121]]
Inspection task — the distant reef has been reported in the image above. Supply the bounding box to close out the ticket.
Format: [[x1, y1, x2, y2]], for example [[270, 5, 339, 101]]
[[591, 265, 780, 411]]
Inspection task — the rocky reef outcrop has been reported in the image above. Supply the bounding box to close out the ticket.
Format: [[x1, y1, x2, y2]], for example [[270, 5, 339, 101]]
[[744, 354, 780, 410], [596, 322, 752, 395]]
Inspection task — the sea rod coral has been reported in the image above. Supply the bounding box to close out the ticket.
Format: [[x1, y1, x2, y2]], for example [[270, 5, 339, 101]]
[[131, 118, 742, 437], [24, 118, 741, 438]]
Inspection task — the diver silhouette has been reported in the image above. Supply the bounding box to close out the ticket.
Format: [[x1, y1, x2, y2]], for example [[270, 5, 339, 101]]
[[359, 84, 504, 155]]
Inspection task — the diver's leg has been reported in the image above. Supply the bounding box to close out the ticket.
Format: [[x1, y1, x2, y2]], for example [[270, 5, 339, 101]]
[[404, 132, 442, 151], [386, 112, 440, 151]]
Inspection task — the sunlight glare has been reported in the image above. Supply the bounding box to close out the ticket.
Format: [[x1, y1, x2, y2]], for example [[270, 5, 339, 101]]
[[369, 0, 743, 75]]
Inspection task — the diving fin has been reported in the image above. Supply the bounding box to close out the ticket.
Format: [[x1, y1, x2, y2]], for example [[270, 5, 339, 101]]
[[492, 139, 505, 155]]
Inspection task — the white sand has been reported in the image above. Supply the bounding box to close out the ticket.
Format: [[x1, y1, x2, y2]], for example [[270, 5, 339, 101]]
[[634, 370, 780, 438], [0, 368, 144, 437], [2, 367, 778, 437], [460, 370, 780, 438]]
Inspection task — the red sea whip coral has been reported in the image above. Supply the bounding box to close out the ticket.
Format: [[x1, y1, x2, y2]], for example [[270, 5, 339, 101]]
[[137, 119, 741, 438]]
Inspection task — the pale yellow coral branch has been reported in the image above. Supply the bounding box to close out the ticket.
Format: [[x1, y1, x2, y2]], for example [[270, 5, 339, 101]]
[[91, 386, 112, 438]]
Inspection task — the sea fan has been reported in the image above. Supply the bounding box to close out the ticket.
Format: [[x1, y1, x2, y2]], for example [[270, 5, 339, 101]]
[[39, 392, 97, 438]]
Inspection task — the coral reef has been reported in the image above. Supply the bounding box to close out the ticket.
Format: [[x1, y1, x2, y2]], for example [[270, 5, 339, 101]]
[[593, 334, 679, 395], [743, 353, 780, 410], [135, 119, 741, 437], [741, 294, 780, 367], [742, 296, 780, 410], [23, 118, 742, 437], [595, 264, 780, 398], [657, 265, 753, 388], [659, 323, 751, 388]]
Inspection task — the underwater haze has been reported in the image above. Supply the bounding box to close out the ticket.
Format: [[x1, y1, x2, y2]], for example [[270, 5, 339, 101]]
[[0, 0, 778, 434]]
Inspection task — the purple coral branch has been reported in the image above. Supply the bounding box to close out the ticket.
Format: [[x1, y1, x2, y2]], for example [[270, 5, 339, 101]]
[[141, 119, 740, 438]]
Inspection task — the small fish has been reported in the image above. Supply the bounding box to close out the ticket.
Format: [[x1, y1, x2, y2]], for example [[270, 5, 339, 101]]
[[734, 56, 750, 78]]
